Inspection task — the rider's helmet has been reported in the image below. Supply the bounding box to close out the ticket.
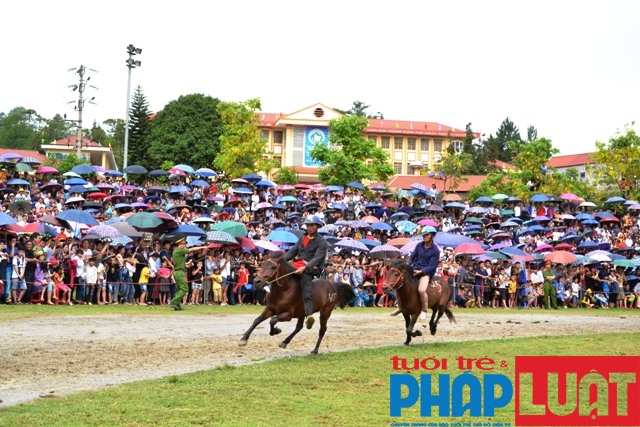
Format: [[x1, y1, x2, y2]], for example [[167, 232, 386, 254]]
[[421, 226, 437, 236]]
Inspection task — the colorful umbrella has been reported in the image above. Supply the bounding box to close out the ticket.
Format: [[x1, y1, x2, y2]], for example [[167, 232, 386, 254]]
[[544, 250, 577, 264], [126, 212, 163, 230], [86, 225, 123, 238], [453, 243, 486, 255], [206, 230, 241, 245], [266, 230, 299, 244], [212, 221, 248, 237], [334, 238, 370, 253], [368, 244, 402, 259], [56, 209, 98, 226]]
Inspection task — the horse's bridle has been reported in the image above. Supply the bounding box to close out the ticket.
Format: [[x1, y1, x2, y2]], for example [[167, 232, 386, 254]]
[[260, 258, 296, 287], [385, 267, 406, 290]]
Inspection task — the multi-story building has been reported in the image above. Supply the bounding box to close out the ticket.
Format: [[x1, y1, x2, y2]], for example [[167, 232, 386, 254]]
[[258, 103, 470, 182]]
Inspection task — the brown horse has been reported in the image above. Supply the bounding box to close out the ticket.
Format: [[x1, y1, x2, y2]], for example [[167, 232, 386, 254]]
[[239, 251, 353, 354], [384, 258, 456, 345]]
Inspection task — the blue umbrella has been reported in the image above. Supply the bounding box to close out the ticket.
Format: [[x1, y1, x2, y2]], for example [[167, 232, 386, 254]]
[[255, 180, 276, 187], [266, 230, 299, 244], [241, 173, 262, 182], [123, 165, 148, 175], [410, 183, 429, 192], [370, 222, 394, 231], [104, 170, 123, 177], [71, 164, 95, 175], [7, 178, 30, 186], [334, 238, 370, 252], [169, 185, 190, 194], [195, 168, 217, 177], [604, 196, 625, 204], [0, 212, 17, 226], [364, 202, 381, 208], [500, 247, 527, 256], [172, 164, 195, 174], [326, 185, 344, 192], [578, 241, 598, 249], [475, 196, 494, 204], [114, 203, 132, 210], [279, 195, 298, 202], [434, 232, 487, 249], [331, 202, 347, 210], [594, 211, 615, 218], [530, 194, 550, 203], [575, 213, 593, 220], [370, 185, 387, 191], [346, 181, 366, 191], [189, 180, 210, 187], [444, 202, 466, 209], [64, 177, 88, 186], [167, 224, 207, 236], [390, 212, 410, 222], [149, 169, 169, 177], [56, 209, 99, 226], [272, 203, 285, 210], [582, 219, 599, 225], [233, 187, 253, 195], [68, 185, 88, 193], [395, 220, 418, 232], [358, 239, 381, 248]]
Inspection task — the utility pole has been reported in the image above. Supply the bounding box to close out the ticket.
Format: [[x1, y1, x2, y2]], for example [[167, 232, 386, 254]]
[[123, 44, 142, 172], [66, 65, 97, 158]]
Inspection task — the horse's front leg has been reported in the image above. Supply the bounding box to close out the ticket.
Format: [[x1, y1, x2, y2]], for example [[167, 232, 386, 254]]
[[269, 312, 292, 336], [239, 308, 273, 346], [279, 316, 304, 349]]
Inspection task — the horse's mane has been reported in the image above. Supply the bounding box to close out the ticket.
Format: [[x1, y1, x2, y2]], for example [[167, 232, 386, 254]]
[[390, 258, 417, 285], [267, 251, 295, 274]]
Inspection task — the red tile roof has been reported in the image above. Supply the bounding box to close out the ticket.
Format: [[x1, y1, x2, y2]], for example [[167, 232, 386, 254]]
[[385, 175, 488, 193], [489, 159, 516, 170], [546, 153, 594, 168], [48, 135, 102, 147], [258, 111, 475, 138], [0, 149, 47, 164]]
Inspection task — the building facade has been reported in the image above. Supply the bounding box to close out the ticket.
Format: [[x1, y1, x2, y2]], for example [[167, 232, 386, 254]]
[[41, 136, 118, 170], [258, 103, 470, 182]]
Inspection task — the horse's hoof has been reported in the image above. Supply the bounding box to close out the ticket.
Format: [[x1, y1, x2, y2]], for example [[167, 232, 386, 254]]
[[430, 329, 437, 336], [238, 340, 248, 347], [310, 350, 318, 355], [270, 327, 282, 336], [413, 330, 422, 337], [278, 341, 288, 349]]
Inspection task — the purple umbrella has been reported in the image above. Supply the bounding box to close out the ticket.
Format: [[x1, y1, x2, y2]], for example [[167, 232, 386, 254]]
[[86, 225, 123, 238], [334, 238, 370, 253], [369, 244, 402, 259]]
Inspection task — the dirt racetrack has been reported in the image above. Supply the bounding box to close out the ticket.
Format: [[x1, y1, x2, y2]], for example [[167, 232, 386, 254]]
[[1, 309, 637, 407]]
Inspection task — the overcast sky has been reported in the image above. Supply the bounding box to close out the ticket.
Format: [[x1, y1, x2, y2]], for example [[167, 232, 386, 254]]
[[2, 1, 639, 155]]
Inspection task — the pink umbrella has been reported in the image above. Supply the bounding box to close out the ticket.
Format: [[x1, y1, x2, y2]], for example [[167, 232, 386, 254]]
[[545, 250, 577, 264], [36, 166, 59, 174], [533, 244, 554, 252], [559, 193, 581, 201], [254, 240, 281, 252], [167, 167, 186, 176], [511, 253, 534, 262], [278, 184, 295, 191], [417, 218, 438, 227], [453, 243, 486, 255]]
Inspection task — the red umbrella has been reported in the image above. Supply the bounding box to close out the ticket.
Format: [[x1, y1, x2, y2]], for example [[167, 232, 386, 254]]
[[545, 250, 577, 264], [454, 242, 486, 255], [88, 192, 107, 199], [554, 243, 575, 251], [236, 236, 256, 250], [382, 201, 399, 208], [442, 194, 462, 202], [387, 237, 411, 248]]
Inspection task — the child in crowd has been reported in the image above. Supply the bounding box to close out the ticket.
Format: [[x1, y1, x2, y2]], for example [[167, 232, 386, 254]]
[[158, 268, 172, 306], [190, 260, 203, 305], [234, 262, 249, 304], [210, 267, 223, 305], [50, 258, 72, 305], [96, 256, 107, 305], [84, 257, 98, 305], [138, 261, 150, 306], [508, 275, 517, 308]]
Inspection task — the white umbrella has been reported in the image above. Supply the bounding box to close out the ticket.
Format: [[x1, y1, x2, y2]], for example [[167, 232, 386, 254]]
[[578, 201, 597, 208]]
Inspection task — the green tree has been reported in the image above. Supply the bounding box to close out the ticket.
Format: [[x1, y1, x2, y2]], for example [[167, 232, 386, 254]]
[[274, 166, 298, 185], [435, 151, 472, 192], [89, 120, 107, 145], [214, 98, 275, 179], [39, 114, 73, 145], [485, 117, 523, 162], [333, 101, 384, 119], [0, 107, 39, 149], [45, 153, 89, 175], [128, 85, 152, 167], [147, 94, 223, 170], [588, 123, 640, 200], [310, 115, 395, 185], [103, 118, 126, 169], [509, 137, 559, 191], [526, 125, 538, 142]]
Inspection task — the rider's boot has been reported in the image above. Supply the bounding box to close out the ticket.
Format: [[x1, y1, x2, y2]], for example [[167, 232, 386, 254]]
[[302, 281, 315, 329]]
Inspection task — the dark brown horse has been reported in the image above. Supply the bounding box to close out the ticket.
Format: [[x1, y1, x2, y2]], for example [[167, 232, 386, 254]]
[[239, 251, 353, 354], [384, 258, 456, 345]]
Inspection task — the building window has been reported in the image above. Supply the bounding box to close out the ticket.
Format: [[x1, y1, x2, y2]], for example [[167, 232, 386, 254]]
[[451, 140, 463, 152], [407, 137, 416, 150], [393, 162, 403, 174], [273, 156, 282, 167], [408, 163, 421, 176], [580, 171, 586, 179], [394, 151, 403, 161], [421, 153, 429, 162], [434, 139, 443, 152], [381, 136, 390, 149], [273, 145, 282, 154], [260, 130, 269, 142], [420, 138, 429, 151], [273, 131, 284, 144], [394, 137, 403, 150], [407, 152, 416, 161], [368, 136, 377, 145]]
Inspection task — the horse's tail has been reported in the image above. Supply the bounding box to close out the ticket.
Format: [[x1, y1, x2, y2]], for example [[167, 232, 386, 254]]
[[334, 282, 354, 309], [444, 308, 457, 324]]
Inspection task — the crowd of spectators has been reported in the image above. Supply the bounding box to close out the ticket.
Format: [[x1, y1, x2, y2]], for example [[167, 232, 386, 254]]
[[0, 166, 639, 311]]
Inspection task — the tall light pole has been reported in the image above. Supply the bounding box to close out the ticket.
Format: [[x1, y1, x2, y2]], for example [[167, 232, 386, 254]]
[[65, 65, 96, 158], [123, 44, 142, 172]]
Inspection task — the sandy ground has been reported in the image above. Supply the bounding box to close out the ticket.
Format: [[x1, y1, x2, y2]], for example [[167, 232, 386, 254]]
[[0, 309, 637, 407]]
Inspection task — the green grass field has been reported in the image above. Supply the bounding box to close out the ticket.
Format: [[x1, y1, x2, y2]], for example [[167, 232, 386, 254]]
[[0, 328, 637, 427]]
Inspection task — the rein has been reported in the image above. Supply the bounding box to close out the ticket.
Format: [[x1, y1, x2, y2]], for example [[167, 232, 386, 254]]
[[385, 267, 406, 290], [261, 259, 297, 287]]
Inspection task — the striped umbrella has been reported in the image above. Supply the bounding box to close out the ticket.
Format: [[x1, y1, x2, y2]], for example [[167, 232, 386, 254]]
[[86, 225, 123, 238]]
